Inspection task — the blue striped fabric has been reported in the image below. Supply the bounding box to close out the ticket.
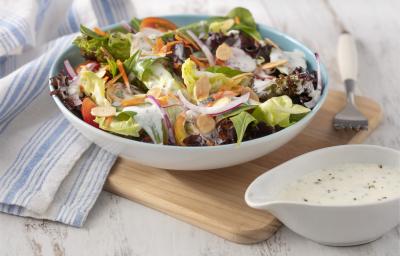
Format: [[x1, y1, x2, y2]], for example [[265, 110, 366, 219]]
[[0, 0, 133, 227]]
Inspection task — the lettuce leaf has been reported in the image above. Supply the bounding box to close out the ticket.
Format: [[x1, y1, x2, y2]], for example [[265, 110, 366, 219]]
[[205, 65, 243, 78], [79, 70, 110, 106], [95, 111, 141, 137], [209, 19, 234, 33], [227, 7, 261, 41], [230, 111, 256, 145], [79, 25, 105, 39], [141, 62, 183, 93], [73, 36, 107, 62], [107, 32, 131, 60], [181, 58, 198, 97], [130, 17, 141, 32], [216, 104, 256, 122], [252, 96, 310, 127], [227, 7, 257, 28], [107, 58, 118, 77], [73, 25, 132, 62], [124, 53, 182, 93]]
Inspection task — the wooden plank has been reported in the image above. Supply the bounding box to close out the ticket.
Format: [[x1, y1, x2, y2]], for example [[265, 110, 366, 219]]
[[104, 90, 382, 244]]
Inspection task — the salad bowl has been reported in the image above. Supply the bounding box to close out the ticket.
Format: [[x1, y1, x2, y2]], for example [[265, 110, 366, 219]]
[[49, 15, 329, 170]]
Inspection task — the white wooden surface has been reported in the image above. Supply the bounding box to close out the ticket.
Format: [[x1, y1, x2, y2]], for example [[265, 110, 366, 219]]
[[1, 0, 400, 255]]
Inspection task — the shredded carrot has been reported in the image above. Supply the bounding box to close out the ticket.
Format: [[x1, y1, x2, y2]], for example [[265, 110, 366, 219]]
[[157, 96, 170, 107], [152, 38, 165, 53], [175, 32, 200, 50], [116, 60, 129, 86], [234, 16, 240, 24], [93, 27, 108, 37], [160, 41, 180, 53], [106, 73, 122, 87], [102, 76, 109, 82], [190, 55, 207, 68], [105, 116, 113, 128]]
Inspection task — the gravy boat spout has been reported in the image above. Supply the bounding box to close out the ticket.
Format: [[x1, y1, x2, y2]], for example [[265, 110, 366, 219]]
[[245, 145, 400, 246]]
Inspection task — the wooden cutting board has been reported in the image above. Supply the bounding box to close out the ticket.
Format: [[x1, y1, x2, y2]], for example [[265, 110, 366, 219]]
[[104, 90, 383, 244]]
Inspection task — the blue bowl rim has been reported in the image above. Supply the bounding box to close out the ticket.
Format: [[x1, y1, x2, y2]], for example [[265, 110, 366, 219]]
[[49, 14, 329, 150]]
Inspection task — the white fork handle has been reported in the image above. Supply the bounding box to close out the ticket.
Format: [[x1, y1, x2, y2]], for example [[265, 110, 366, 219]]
[[337, 33, 358, 81]]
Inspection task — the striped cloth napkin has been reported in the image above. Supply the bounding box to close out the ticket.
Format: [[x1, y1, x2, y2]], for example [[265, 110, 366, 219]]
[[0, 0, 135, 227]]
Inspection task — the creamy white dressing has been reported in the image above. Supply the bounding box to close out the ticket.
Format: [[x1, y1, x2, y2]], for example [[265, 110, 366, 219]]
[[253, 77, 275, 94], [123, 103, 164, 144], [143, 63, 180, 94], [279, 163, 400, 205], [225, 47, 256, 72], [252, 69, 275, 94], [130, 28, 163, 55], [270, 48, 307, 74], [66, 77, 82, 105]]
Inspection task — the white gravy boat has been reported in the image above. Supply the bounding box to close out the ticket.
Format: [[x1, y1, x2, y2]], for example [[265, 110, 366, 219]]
[[245, 145, 400, 246]]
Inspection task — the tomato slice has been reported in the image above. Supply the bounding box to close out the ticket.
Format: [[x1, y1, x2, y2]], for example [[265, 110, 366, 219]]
[[140, 17, 177, 32], [81, 97, 99, 128]]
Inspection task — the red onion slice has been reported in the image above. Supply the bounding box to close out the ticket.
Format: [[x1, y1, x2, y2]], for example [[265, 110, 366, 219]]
[[186, 30, 215, 66], [86, 62, 100, 72], [147, 95, 176, 144], [177, 90, 250, 115], [64, 60, 77, 79]]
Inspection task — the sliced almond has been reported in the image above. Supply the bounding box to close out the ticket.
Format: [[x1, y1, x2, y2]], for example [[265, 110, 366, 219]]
[[231, 72, 254, 84], [212, 96, 231, 107], [195, 76, 211, 100], [147, 87, 162, 98], [262, 59, 288, 69], [242, 87, 259, 102], [121, 94, 146, 107], [91, 106, 117, 117], [216, 43, 232, 61], [196, 114, 216, 134]]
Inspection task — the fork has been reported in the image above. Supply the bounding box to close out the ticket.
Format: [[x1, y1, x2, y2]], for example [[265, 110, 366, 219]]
[[333, 32, 369, 131]]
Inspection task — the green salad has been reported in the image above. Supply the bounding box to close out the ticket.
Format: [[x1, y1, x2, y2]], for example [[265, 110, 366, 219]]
[[50, 7, 323, 146]]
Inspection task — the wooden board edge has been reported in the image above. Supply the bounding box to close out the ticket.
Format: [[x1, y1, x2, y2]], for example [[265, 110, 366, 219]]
[[104, 179, 281, 244]]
